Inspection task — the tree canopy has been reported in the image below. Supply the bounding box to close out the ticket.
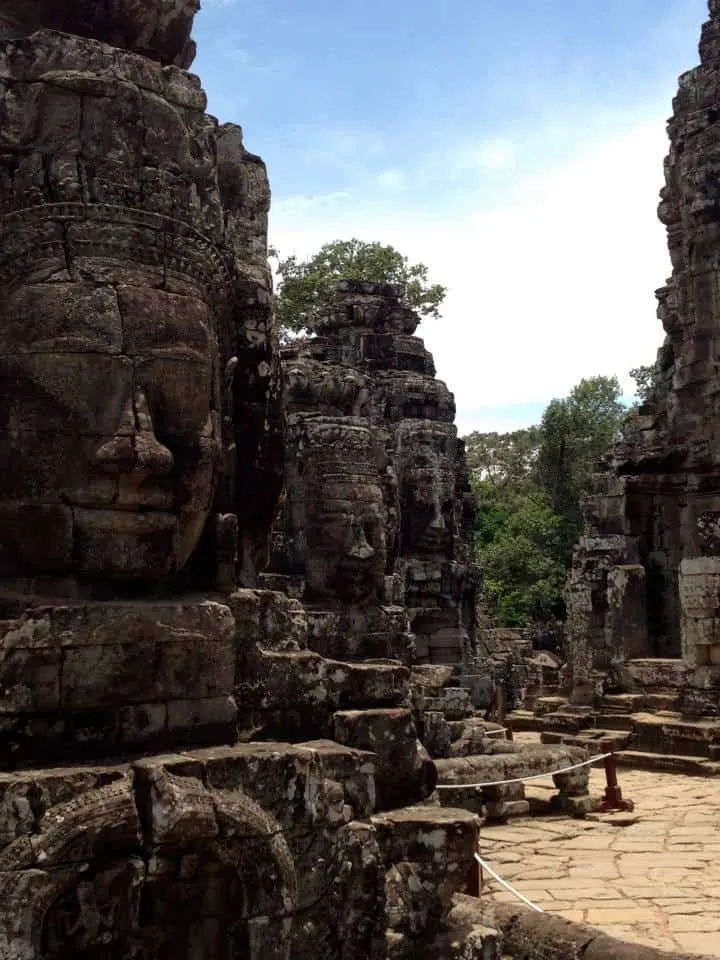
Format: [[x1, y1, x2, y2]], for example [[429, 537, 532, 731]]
[[629, 363, 658, 404], [270, 239, 447, 336], [469, 376, 628, 628], [535, 375, 625, 546]]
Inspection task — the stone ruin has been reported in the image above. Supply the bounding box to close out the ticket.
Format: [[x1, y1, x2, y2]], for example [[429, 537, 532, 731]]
[[1, 4, 715, 960], [507, 0, 720, 775], [271, 283, 596, 824], [0, 3, 498, 958], [272, 280, 478, 671]]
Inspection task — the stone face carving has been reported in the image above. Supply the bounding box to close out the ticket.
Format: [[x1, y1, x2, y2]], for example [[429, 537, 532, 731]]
[[272, 280, 479, 668], [564, 0, 720, 717], [0, 16, 279, 597], [0, 7, 493, 960], [1, 271, 223, 584], [396, 420, 458, 557], [278, 415, 388, 603]]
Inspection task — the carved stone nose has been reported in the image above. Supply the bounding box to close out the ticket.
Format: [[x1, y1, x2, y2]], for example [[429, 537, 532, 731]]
[[429, 514, 446, 530], [348, 526, 374, 561], [95, 387, 174, 476]]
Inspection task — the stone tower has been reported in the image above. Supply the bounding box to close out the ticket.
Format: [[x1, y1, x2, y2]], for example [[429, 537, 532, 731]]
[[274, 280, 479, 669], [0, 6, 487, 958], [566, 0, 720, 716]]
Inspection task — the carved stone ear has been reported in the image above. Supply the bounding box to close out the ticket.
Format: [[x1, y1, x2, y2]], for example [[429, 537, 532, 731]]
[[225, 357, 239, 390], [215, 512, 239, 592]]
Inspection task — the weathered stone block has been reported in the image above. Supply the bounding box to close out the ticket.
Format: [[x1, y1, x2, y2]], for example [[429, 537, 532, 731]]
[[334, 708, 436, 809]]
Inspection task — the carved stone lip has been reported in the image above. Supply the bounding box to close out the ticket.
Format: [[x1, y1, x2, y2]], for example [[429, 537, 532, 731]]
[[414, 532, 452, 552], [116, 483, 175, 513], [73, 509, 176, 534]]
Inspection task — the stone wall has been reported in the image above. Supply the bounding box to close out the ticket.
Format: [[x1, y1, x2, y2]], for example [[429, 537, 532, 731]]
[[565, 0, 720, 714]]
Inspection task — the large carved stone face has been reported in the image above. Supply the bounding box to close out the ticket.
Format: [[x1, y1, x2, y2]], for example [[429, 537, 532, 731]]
[[397, 422, 458, 557], [302, 420, 387, 602], [0, 279, 221, 585]]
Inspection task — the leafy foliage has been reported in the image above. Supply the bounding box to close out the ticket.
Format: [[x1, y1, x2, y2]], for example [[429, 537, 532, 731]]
[[270, 239, 447, 336], [465, 427, 540, 492], [629, 363, 658, 403], [479, 494, 568, 626], [535, 376, 625, 554], [472, 376, 628, 627]]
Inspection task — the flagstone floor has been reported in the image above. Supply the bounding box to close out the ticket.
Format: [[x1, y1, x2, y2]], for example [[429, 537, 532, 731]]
[[480, 762, 720, 956]]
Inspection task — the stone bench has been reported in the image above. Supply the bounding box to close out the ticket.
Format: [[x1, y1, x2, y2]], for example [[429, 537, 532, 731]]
[[435, 744, 595, 820]]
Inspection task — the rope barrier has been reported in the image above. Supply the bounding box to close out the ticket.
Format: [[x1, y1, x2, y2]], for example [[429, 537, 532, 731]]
[[474, 852, 543, 912], [436, 751, 613, 790]]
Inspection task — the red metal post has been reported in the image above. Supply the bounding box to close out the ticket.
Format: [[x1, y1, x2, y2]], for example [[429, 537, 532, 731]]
[[597, 739, 634, 812]]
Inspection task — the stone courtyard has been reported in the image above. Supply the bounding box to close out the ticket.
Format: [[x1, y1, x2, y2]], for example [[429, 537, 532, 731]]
[[481, 738, 720, 956]]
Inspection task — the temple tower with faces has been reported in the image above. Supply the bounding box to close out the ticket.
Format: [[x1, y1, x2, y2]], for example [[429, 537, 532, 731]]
[[0, 4, 483, 958], [275, 280, 479, 669]]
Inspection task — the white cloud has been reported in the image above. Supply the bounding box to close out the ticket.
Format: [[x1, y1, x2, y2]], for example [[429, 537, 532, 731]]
[[452, 137, 516, 174], [273, 191, 352, 216], [376, 169, 407, 190], [269, 114, 671, 435]]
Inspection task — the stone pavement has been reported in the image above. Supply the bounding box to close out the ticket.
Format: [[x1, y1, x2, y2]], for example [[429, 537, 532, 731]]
[[479, 763, 720, 956]]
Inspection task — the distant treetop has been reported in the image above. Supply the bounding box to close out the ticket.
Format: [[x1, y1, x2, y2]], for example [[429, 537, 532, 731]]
[[270, 238, 447, 336]]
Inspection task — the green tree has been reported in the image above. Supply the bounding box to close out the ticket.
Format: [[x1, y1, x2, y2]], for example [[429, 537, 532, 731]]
[[629, 363, 658, 403], [477, 494, 567, 626], [535, 376, 626, 552], [270, 239, 446, 336], [465, 427, 540, 493], [470, 375, 629, 627]]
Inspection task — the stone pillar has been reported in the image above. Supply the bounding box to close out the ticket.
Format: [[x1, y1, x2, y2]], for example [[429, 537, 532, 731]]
[[606, 565, 649, 662], [679, 557, 720, 668], [679, 557, 720, 716]]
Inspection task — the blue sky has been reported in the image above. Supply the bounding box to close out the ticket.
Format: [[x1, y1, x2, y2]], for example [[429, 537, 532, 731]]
[[193, 0, 709, 435]]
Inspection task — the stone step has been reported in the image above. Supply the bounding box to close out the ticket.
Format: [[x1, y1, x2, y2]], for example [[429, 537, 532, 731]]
[[598, 693, 644, 714], [505, 709, 546, 732], [629, 712, 720, 758], [533, 696, 569, 716], [593, 712, 635, 732], [616, 750, 720, 777], [542, 709, 594, 734], [597, 692, 681, 715], [642, 692, 682, 712], [541, 729, 631, 751], [625, 658, 686, 691]]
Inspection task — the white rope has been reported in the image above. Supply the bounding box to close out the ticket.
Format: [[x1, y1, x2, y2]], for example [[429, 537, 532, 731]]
[[474, 852, 543, 912], [436, 752, 612, 790]]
